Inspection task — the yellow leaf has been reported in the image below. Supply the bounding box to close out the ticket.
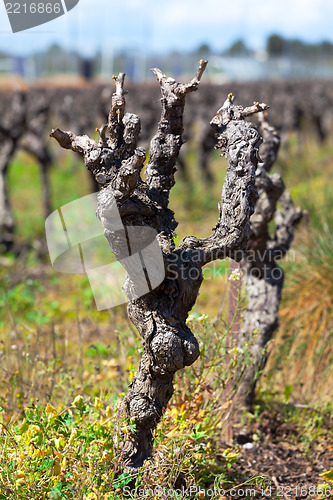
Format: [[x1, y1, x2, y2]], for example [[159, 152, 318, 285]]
[[46, 403, 57, 418], [320, 469, 333, 481], [30, 424, 41, 434], [51, 461, 61, 476], [45, 403, 52, 414], [24, 428, 31, 445], [54, 437, 64, 450], [67, 428, 77, 446], [94, 397, 103, 410], [86, 492, 98, 500], [54, 451, 62, 460], [73, 395, 84, 409]]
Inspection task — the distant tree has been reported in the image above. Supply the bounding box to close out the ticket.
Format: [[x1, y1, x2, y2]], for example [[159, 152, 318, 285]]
[[267, 36, 333, 60], [288, 39, 306, 58], [194, 43, 211, 56], [225, 39, 251, 57], [320, 41, 333, 57], [46, 43, 63, 56], [267, 34, 286, 57]]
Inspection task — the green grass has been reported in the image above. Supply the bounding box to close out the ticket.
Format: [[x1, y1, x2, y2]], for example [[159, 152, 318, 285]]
[[1, 312, 330, 499], [0, 315, 256, 499]]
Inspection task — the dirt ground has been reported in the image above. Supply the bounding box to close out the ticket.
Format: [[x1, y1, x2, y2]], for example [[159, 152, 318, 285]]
[[228, 409, 333, 499]]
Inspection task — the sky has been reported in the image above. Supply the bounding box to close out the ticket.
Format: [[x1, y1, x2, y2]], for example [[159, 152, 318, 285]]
[[0, 0, 333, 57]]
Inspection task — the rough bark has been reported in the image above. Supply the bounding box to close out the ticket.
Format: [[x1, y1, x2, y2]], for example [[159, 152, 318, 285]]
[[20, 91, 53, 218], [0, 91, 26, 250], [235, 112, 304, 412], [0, 90, 54, 251], [51, 67, 268, 469]]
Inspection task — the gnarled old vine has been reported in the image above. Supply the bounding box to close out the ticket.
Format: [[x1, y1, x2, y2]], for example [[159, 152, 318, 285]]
[[0, 91, 25, 250], [51, 62, 269, 469], [235, 112, 304, 412]]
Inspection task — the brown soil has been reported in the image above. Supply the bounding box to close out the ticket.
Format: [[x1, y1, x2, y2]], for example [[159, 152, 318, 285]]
[[227, 409, 333, 499]]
